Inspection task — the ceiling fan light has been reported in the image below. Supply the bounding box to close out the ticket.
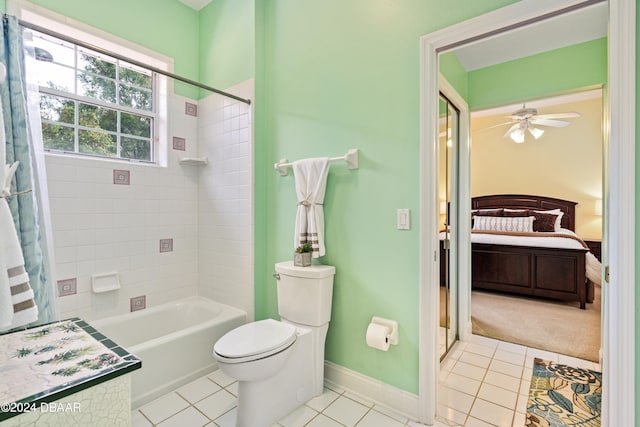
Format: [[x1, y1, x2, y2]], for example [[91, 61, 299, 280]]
[[529, 127, 544, 139], [510, 128, 525, 143]]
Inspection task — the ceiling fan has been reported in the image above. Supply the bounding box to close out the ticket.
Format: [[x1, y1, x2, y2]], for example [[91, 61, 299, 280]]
[[487, 105, 580, 143]]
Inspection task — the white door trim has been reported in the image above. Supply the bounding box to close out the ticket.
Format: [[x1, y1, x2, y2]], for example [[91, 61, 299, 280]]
[[602, 0, 635, 425], [418, 0, 634, 425]]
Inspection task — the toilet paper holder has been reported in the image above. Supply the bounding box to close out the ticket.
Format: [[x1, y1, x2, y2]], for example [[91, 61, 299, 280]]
[[370, 316, 399, 345]]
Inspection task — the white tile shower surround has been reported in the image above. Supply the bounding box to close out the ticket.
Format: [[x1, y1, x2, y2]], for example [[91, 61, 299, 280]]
[[132, 335, 600, 427], [48, 92, 200, 321], [197, 79, 254, 321], [47, 78, 254, 323]]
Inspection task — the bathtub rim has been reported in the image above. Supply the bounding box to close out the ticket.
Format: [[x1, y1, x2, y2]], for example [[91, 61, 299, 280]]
[[89, 295, 247, 409], [90, 295, 247, 352]]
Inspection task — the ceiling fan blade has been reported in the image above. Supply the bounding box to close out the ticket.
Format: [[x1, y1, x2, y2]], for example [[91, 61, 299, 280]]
[[503, 123, 520, 138], [535, 112, 581, 119], [476, 121, 517, 132], [530, 118, 570, 128]]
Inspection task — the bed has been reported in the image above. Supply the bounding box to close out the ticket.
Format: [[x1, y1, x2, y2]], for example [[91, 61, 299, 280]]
[[468, 194, 599, 309]]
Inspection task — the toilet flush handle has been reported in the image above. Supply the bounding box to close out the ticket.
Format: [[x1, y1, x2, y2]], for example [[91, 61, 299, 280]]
[[273, 273, 280, 280]]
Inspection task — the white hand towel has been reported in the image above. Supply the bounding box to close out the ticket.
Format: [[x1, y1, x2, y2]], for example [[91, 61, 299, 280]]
[[0, 162, 39, 331], [0, 215, 12, 329], [0, 99, 39, 331], [292, 157, 330, 258], [0, 84, 39, 330]]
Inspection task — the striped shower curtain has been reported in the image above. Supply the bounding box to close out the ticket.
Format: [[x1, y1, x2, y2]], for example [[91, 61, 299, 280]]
[[1, 16, 57, 327]]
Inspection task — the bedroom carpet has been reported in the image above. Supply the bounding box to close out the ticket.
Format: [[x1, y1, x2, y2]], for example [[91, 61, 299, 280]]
[[526, 358, 601, 426], [471, 288, 601, 362]]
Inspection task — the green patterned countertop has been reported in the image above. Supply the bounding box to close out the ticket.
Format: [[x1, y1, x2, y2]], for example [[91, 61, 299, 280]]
[[0, 318, 141, 421]]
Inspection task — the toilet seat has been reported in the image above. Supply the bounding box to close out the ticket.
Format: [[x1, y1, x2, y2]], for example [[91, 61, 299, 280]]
[[214, 319, 297, 364]]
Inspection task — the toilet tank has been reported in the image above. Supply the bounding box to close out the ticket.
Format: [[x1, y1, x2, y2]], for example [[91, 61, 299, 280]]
[[275, 261, 335, 327]]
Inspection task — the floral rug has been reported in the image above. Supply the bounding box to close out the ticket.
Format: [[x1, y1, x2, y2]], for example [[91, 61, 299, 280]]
[[526, 358, 601, 427]]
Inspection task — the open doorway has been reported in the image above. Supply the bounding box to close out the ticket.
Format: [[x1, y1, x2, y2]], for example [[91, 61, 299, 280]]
[[468, 90, 603, 363], [418, 0, 635, 425]]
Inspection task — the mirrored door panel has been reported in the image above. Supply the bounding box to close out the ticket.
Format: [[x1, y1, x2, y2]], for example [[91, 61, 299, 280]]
[[439, 93, 459, 359]]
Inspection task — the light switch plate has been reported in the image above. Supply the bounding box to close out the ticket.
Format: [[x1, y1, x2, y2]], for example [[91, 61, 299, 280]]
[[397, 208, 410, 230]]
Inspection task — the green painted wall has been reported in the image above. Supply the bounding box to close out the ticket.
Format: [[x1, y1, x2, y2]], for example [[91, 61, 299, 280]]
[[199, 0, 254, 91], [636, 2, 640, 420], [9, 0, 640, 410], [440, 51, 469, 101], [439, 37, 606, 112], [468, 38, 608, 110], [26, 0, 200, 98], [253, 0, 519, 394]]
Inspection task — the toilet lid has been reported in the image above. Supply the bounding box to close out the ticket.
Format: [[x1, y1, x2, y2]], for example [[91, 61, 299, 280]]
[[214, 319, 297, 361]]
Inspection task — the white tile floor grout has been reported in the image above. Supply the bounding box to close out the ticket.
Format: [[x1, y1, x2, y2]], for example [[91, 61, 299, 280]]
[[132, 335, 600, 427], [436, 334, 600, 427]]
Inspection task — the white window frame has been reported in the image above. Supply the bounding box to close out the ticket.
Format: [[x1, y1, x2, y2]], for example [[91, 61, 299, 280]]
[[8, 0, 171, 167]]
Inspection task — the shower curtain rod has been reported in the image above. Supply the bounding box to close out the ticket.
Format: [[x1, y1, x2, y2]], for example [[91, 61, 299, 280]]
[[13, 17, 251, 105]]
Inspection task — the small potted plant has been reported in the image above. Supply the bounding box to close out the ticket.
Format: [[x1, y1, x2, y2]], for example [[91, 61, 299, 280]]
[[294, 243, 313, 267]]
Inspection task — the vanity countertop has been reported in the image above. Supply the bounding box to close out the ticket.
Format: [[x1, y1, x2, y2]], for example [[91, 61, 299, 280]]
[[0, 318, 141, 421]]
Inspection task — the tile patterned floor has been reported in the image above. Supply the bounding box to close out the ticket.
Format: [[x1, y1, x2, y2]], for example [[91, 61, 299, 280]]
[[132, 369, 415, 427], [437, 334, 600, 427], [132, 335, 600, 427]]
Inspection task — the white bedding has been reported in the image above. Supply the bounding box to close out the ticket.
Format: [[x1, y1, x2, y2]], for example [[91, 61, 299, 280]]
[[440, 228, 602, 286], [471, 228, 585, 249]]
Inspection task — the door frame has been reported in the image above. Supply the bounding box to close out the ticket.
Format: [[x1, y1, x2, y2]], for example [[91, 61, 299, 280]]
[[418, 0, 635, 425]]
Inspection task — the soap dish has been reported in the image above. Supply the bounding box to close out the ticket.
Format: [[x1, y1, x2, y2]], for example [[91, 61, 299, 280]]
[[179, 156, 208, 166], [92, 272, 121, 293]]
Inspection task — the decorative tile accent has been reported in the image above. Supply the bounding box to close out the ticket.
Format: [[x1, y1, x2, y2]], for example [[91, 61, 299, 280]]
[[185, 102, 198, 117], [159, 238, 173, 253], [172, 136, 186, 151], [112, 169, 130, 185], [130, 296, 146, 312], [57, 278, 77, 297]]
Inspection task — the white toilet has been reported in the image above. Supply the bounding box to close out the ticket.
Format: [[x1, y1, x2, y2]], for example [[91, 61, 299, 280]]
[[213, 261, 336, 427]]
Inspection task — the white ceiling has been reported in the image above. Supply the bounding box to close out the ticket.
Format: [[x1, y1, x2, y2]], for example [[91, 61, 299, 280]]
[[177, 0, 213, 11], [453, 2, 608, 71]]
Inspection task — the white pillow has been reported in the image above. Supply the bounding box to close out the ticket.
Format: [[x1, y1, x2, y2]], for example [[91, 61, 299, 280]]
[[473, 215, 535, 232]]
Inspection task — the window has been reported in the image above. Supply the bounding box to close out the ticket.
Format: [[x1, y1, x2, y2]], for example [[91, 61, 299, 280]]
[[32, 31, 157, 162]]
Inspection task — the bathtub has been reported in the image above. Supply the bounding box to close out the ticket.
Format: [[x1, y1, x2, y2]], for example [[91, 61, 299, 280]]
[[90, 296, 246, 408]]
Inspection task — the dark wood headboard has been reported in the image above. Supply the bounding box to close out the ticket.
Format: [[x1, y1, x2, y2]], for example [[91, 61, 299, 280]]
[[471, 194, 577, 231]]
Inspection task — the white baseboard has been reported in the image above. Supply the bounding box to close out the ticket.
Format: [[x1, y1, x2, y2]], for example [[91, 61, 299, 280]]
[[323, 361, 419, 420]]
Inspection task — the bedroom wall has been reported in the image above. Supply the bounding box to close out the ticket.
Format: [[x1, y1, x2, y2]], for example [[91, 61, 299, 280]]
[[468, 38, 607, 111], [470, 96, 603, 240]]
